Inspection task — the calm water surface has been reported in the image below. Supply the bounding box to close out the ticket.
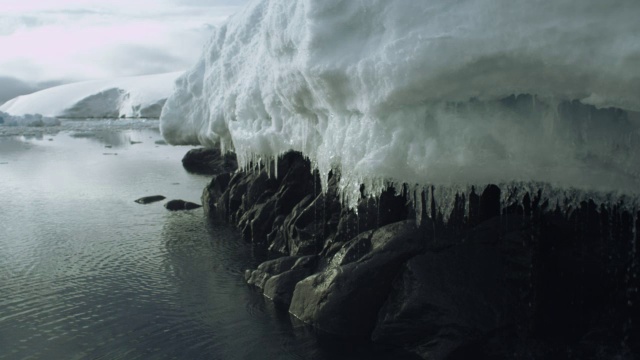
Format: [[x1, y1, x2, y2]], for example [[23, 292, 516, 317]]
[[0, 121, 416, 360]]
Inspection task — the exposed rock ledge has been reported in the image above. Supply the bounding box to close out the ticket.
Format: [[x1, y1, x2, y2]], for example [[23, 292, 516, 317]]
[[187, 149, 639, 359]]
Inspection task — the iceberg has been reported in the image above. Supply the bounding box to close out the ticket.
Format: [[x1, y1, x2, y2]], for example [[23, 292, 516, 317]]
[[0, 111, 60, 127], [1, 72, 182, 119], [160, 0, 640, 205]]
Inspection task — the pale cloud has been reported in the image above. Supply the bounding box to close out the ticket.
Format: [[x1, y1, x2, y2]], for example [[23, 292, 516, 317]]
[[0, 0, 247, 84]]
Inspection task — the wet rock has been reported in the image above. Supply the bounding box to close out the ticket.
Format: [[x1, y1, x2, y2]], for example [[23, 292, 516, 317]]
[[273, 152, 316, 217], [263, 255, 318, 306], [248, 198, 278, 243], [332, 186, 409, 244], [164, 199, 202, 211], [372, 241, 521, 359], [245, 256, 301, 289], [281, 194, 321, 256], [200, 150, 639, 357], [289, 220, 423, 338], [201, 173, 233, 214], [217, 171, 253, 222], [242, 170, 278, 212], [134, 195, 166, 204], [181, 147, 238, 175]]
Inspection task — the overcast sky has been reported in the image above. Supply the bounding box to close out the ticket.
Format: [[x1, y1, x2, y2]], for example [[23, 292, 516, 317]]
[[0, 0, 247, 102]]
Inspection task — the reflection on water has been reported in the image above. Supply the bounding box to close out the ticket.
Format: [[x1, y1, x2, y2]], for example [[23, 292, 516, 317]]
[[0, 122, 417, 359]]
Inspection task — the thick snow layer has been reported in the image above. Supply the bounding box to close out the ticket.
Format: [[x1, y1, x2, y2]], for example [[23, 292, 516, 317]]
[[160, 0, 640, 205], [0, 111, 60, 127], [1, 72, 182, 119]]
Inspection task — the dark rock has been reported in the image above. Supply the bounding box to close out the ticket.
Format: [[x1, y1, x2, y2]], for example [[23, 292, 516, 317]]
[[267, 215, 289, 254], [273, 152, 316, 216], [359, 186, 410, 230], [249, 198, 278, 243], [246, 256, 301, 289], [332, 186, 409, 245], [372, 239, 522, 359], [201, 173, 233, 214], [242, 170, 278, 211], [182, 147, 238, 175], [263, 255, 318, 306], [479, 184, 501, 222], [289, 220, 423, 338], [264, 268, 312, 306], [218, 171, 253, 222], [164, 199, 202, 211], [281, 194, 321, 256], [199, 149, 639, 357], [134, 195, 166, 204]]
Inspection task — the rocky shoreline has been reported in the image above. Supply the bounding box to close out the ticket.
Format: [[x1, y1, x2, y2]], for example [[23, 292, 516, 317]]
[[185, 148, 639, 359]]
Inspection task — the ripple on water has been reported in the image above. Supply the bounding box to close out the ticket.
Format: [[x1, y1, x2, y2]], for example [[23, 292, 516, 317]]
[[0, 126, 421, 360]]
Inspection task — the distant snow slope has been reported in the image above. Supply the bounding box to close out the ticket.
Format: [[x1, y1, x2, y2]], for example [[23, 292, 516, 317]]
[[1, 72, 182, 119], [160, 0, 640, 205]]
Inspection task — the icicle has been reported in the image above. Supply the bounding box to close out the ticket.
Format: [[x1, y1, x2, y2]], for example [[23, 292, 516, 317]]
[[266, 156, 271, 178], [415, 185, 423, 227]]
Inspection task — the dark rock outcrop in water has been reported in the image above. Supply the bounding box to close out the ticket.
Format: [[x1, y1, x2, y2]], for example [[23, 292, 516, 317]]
[[289, 221, 424, 338], [198, 149, 639, 359], [134, 195, 166, 204], [165, 199, 202, 211], [182, 147, 238, 175]]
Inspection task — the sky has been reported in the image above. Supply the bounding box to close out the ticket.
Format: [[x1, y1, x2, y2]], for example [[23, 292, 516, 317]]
[[0, 0, 248, 103]]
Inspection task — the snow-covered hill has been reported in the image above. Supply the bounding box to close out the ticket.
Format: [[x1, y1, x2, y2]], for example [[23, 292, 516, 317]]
[[1, 72, 182, 119], [160, 0, 640, 205]]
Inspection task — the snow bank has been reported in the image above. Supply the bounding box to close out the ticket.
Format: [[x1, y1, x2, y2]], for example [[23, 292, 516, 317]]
[[1, 72, 182, 119], [160, 0, 640, 206], [0, 111, 60, 127]]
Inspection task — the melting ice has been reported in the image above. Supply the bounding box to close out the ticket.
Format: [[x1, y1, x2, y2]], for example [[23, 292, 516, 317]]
[[159, 0, 640, 208]]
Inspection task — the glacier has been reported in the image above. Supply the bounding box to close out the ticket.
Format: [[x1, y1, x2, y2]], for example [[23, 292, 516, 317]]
[[160, 0, 640, 207], [2, 72, 182, 119]]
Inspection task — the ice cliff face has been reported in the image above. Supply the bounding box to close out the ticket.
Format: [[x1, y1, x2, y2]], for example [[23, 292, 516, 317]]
[[1, 72, 182, 119], [160, 0, 640, 206]]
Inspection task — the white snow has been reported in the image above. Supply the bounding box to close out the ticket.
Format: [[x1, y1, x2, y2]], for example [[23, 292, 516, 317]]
[[160, 0, 640, 207], [1, 72, 182, 119]]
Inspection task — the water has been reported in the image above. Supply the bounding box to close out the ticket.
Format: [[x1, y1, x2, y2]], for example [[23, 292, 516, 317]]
[[0, 121, 417, 360]]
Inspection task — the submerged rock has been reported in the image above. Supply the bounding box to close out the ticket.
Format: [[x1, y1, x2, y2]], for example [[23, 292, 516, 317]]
[[134, 195, 166, 204], [164, 199, 202, 211]]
